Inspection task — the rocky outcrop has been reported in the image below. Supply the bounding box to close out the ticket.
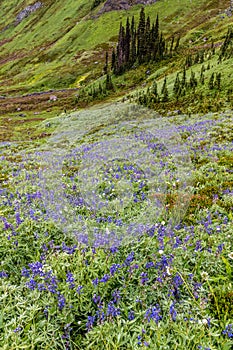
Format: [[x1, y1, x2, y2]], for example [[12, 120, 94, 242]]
[[15, 1, 43, 25], [98, 0, 158, 14]]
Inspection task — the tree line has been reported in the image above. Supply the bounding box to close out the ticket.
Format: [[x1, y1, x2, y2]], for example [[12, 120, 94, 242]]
[[111, 8, 180, 75]]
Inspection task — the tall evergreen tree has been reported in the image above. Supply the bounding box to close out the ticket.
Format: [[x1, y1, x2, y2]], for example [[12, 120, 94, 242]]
[[137, 7, 146, 63], [173, 72, 180, 97], [103, 52, 109, 75], [169, 36, 175, 56], [145, 16, 151, 62], [161, 77, 169, 102], [111, 49, 116, 70], [125, 17, 131, 66], [208, 73, 214, 90], [130, 16, 136, 65], [181, 66, 186, 88]]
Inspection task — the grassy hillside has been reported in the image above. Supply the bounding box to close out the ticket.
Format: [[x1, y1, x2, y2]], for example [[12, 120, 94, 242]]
[[0, 0, 232, 95], [0, 1, 233, 349]]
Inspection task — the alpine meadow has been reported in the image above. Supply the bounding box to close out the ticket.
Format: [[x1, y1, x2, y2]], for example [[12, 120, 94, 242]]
[[0, 0, 232, 349]]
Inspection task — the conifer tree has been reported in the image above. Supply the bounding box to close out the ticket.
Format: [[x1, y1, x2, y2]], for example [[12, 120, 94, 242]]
[[103, 52, 109, 75], [151, 80, 158, 102], [125, 18, 131, 66], [200, 66, 205, 85], [130, 16, 136, 65], [137, 7, 146, 63], [169, 36, 174, 56], [185, 54, 192, 67], [105, 73, 114, 91], [111, 49, 116, 70], [215, 72, 221, 90], [145, 16, 151, 62], [173, 73, 180, 97], [189, 70, 197, 90], [208, 73, 214, 90], [174, 35, 180, 51], [181, 66, 186, 88], [161, 76, 169, 102]]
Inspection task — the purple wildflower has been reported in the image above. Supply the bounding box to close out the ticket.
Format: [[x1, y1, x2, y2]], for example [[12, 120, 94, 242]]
[[66, 272, 75, 289], [0, 271, 8, 278], [222, 324, 233, 338], [86, 315, 95, 331], [128, 310, 135, 321], [145, 305, 162, 324], [57, 294, 66, 311], [76, 285, 83, 294]]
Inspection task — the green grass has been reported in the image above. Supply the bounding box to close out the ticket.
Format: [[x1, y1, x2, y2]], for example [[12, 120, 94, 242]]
[[0, 0, 231, 96], [0, 105, 232, 349]]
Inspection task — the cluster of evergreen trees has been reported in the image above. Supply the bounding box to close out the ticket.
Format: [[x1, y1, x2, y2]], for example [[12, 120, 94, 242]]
[[136, 62, 222, 109], [219, 26, 233, 61], [111, 8, 179, 75]]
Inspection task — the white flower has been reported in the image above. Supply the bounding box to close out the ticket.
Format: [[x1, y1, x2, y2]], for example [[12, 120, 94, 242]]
[[228, 252, 233, 260], [201, 319, 208, 325], [201, 271, 209, 280], [158, 250, 164, 255]]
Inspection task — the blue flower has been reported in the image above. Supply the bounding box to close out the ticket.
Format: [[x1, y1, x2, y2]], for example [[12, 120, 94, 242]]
[[112, 289, 121, 304], [140, 272, 149, 285], [76, 285, 83, 295], [222, 324, 233, 338], [28, 261, 44, 277], [57, 294, 66, 311], [86, 315, 95, 331], [106, 301, 120, 318], [128, 310, 135, 321], [169, 302, 177, 321], [21, 267, 30, 277], [26, 278, 37, 290], [0, 271, 8, 278], [13, 326, 22, 333], [110, 263, 121, 276], [66, 272, 75, 289], [145, 305, 162, 324], [38, 283, 46, 291], [92, 278, 99, 286], [100, 274, 110, 283]]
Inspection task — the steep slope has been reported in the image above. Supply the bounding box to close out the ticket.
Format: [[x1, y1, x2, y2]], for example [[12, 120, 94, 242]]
[[0, 0, 231, 96]]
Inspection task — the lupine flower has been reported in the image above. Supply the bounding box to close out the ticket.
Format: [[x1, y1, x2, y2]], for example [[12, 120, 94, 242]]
[[145, 305, 162, 323], [112, 289, 121, 304], [76, 285, 83, 294], [128, 310, 135, 321], [169, 302, 177, 321], [123, 251, 135, 266], [140, 272, 149, 285], [57, 294, 66, 311], [26, 278, 37, 290], [100, 274, 110, 283], [110, 263, 121, 276], [38, 283, 46, 291], [66, 272, 75, 289], [86, 316, 95, 331], [92, 278, 99, 286], [0, 271, 8, 278], [93, 294, 101, 304], [28, 261, 44, 277], [13, 326, 22, 333], [106, 301, 120, 318], [222, 324, 233, 338]]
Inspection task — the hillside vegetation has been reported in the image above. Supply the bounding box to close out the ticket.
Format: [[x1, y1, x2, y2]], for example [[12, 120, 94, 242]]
[[0, 1, 233, 349], [0, 0, 232, 95]]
